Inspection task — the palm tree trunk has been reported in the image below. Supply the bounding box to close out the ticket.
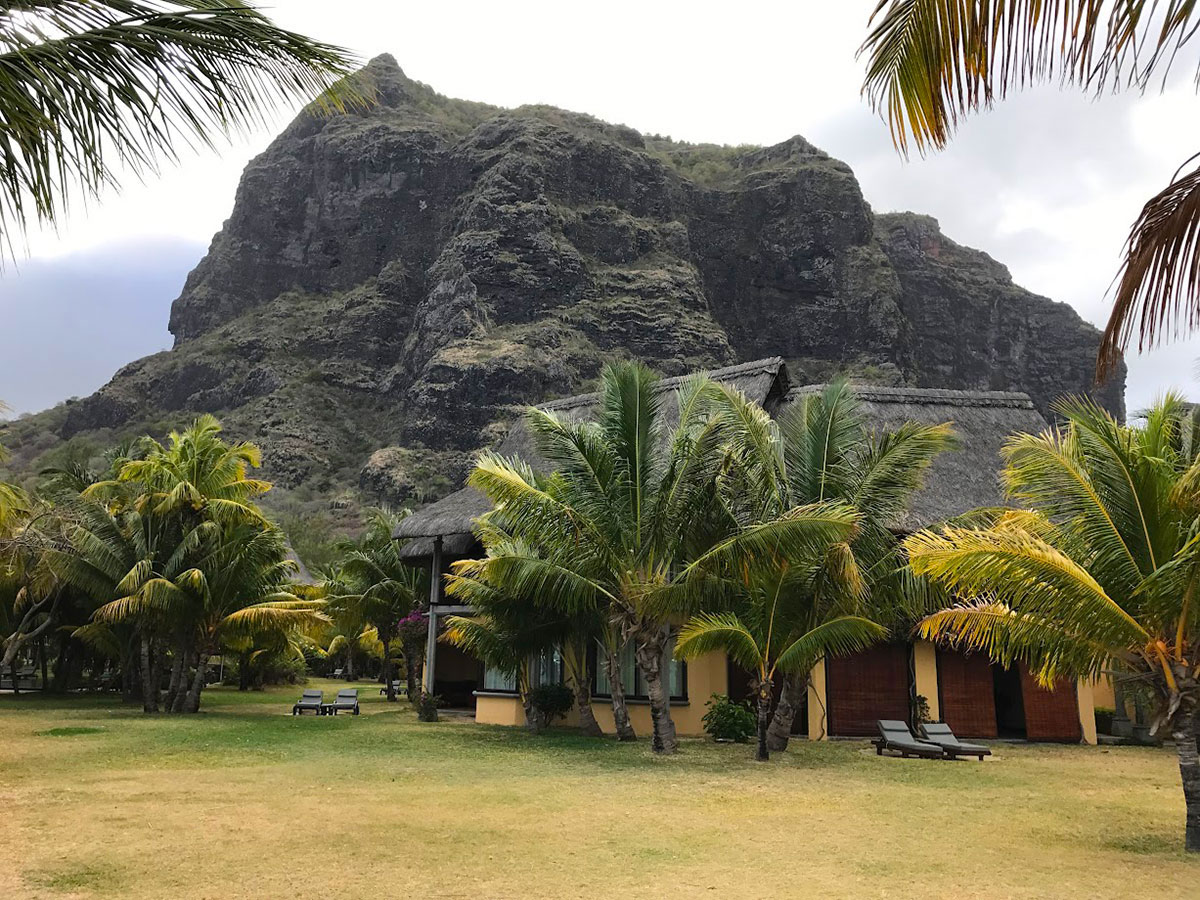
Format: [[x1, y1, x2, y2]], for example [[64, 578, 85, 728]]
[[139, 636, 158, 713], [51, 635, 69, 693], [565, 646, 603, 737], [518, 671, 543, 733], [1175, 700, 1200, 852], [163, 649, 182, 710], [238, 651, 251, 691], [9, 660, 19, 697], [38, 636, 48, 692], [184, 652, 208, 713], [172, 650, 195, 713], [382, 637, 396, 702], [755, 677, 773, 762], [766, 672, 807, 752], [604, 646, 636, 741], [346, 649, 356, 682], [634, 632, 677, 754]]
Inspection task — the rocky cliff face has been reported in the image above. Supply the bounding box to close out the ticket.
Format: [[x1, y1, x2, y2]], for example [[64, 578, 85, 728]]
[[2, 55, 1125, 513]]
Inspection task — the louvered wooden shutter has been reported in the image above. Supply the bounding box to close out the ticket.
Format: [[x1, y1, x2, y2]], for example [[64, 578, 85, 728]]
[[936, 650, 998, 738], [827, 643, 910, 737], [1020, 665, 1081, 742]]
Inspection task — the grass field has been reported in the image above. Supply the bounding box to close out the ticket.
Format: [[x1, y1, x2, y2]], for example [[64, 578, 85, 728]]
[[0, 679, 1194, 899]]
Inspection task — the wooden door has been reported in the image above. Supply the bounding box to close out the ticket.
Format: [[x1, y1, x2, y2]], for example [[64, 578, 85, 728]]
[[827, 644, 910, 737], [936, 650, 998, 738], [1019, 665, 1081, 742]]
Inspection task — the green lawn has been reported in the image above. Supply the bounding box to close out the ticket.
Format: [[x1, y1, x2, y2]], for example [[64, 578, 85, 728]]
[[0, 680, 1194, 899]]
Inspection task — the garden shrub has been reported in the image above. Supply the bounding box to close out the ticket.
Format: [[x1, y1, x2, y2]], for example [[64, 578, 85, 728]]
[[529, 683, 574, 724], [702, 693, 755, 743]]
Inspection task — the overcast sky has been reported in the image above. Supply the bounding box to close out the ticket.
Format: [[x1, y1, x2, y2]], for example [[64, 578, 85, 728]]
[[2, 0, 1197, 418]]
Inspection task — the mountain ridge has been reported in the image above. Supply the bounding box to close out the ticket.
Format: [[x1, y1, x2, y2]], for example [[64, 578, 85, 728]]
[[0, 55, 1126, 525]]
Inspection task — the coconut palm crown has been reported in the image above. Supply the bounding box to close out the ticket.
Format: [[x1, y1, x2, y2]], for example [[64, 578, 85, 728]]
[[906, 395, 1200, 851], [455, 361, 859, 754], [671, 380, 956, 759]]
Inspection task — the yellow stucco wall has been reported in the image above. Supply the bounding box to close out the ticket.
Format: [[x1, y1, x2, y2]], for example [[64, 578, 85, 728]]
[[474, 651, 727, 736], [1091, 675, 1116, 710], [1076, 678, 1098, 745], [806, 658, 827, 740], [912, 641, 940, 721], [474, 694, 527, 727]]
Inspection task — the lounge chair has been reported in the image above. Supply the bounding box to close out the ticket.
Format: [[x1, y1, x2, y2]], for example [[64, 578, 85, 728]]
[[292, 689, 323, 716], [919, 722, 992, 760], [330, 688, 359, 716], [331, 667, 344, 679], [379, 680, 404, 696], [872, 719, 946, 759]]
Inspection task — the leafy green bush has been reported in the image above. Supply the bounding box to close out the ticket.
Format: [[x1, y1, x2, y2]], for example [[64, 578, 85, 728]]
[[529, 683, 574, 724], [702, 693, 756, 743]]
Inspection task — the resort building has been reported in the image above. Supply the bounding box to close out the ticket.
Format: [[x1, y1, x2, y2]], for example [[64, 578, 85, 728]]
[[395, 358, 1099, 743]]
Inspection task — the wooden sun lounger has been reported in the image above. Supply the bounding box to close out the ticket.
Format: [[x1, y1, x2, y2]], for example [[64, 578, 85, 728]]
[[329, 689, 359, 716], [379, 680, 404, 696], [872, 719, 946, 759], [919, 723, 992, 760], [292, 689, 323, 715]]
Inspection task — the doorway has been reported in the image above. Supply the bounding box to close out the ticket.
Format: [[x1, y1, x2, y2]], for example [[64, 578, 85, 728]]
[[992, 665, 1027, 738]]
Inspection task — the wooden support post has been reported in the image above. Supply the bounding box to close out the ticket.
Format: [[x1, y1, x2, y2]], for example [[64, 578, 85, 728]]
[[422, 536, 443, 695]]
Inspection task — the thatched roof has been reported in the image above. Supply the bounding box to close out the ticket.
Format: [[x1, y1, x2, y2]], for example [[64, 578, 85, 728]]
[[782, 384, 1049, 531], [393, 361, 1051, 549], [394, 357, 787, 544]]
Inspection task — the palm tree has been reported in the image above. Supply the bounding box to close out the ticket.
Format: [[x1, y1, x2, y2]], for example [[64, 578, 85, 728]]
[[905, 395, 1200, 852], [91, 415, 270, 524], [447, 518, 606, 736], [46, 499, 201, 711], [0, 402, 28, 533], [332, 509, 428, 701], [0, 0, 364, 253], [462, 362, 860, 753], [91, 521, 324, 712], [732, 381, 954, 750], [667, 382, 953, 759], [859, 2, 1200, 375]]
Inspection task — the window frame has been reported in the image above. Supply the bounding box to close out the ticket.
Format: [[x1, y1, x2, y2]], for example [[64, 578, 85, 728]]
[[589, 639, 688, 703]]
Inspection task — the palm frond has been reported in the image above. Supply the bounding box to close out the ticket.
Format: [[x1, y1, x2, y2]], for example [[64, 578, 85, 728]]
[[905, 524, 1152, 652], [774, 615, 887, 676], [0, 0, 367, 247], [918, 599, 1120, 684], [859, 1, 1195, 157], [1100, 158, 1200, 376], [675, 611, 762, 671], [679, 502, 860, 585]]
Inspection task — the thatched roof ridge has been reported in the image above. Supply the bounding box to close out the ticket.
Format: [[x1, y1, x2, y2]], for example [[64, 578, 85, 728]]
[[539, 356, 788, 415], [394, 357, 787, 541], [782, 383, 1049, 531], [787, 384, 1037, 409]]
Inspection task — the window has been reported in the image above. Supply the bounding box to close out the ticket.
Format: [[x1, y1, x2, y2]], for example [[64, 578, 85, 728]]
[[534, 647, 564, 687], [482, 666, 517, 693], [591, 639, 686, 702]]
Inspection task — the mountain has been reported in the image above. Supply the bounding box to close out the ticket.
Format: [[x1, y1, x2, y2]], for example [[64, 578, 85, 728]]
[[0, 55, 1125, 523]]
